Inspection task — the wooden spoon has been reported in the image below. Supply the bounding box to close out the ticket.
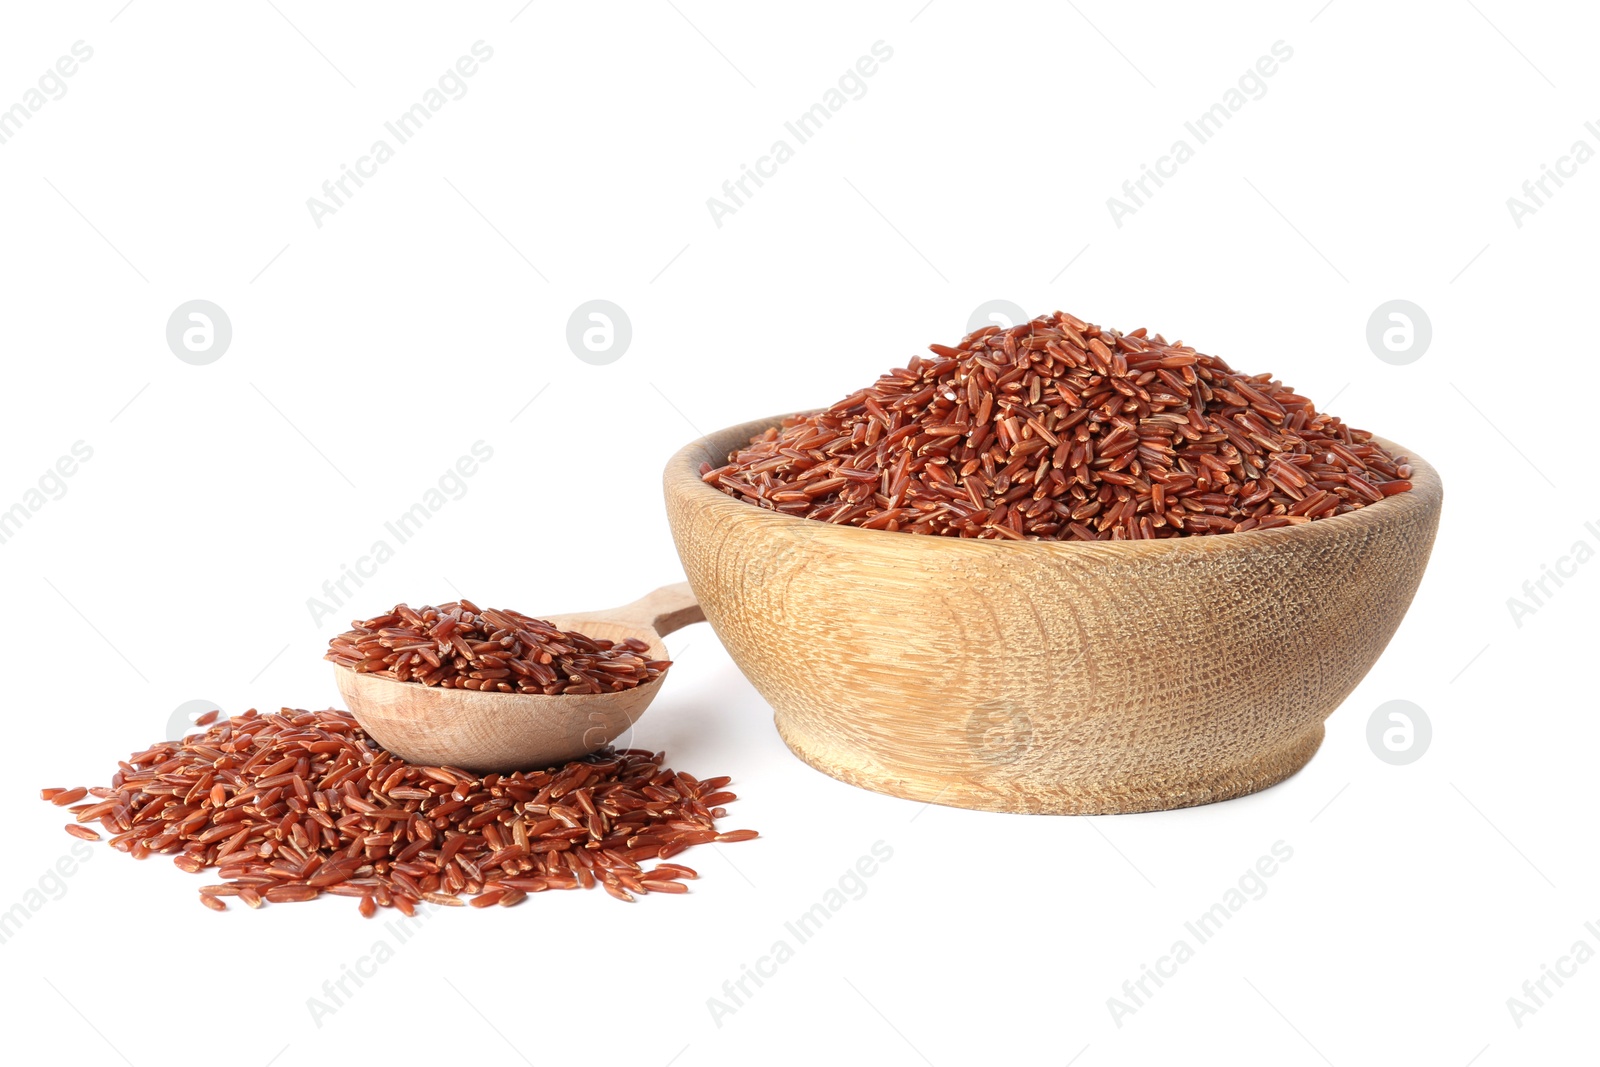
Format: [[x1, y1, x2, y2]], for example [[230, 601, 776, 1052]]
[[333, 582, 704, 772]]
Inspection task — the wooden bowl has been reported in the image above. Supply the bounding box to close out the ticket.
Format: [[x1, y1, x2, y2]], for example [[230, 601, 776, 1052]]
[[663, 414, 1442, 815]]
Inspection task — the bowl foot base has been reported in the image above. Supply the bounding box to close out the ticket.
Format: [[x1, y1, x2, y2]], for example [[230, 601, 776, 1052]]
[[775, 718, 1327, 816]]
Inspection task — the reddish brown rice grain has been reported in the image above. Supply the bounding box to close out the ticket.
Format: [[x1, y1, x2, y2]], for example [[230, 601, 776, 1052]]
[[640, 878, 688, 894], [656, 863, 698, 879], [50, 787, 87, 807], [43, 708, 752, 913], [264, 885, 321, 904], [704, 311, 1414, 541], [325, 601, 669, 696]]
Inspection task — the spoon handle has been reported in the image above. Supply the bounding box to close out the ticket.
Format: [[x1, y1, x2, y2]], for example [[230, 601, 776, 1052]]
[[607, 581, 705, 637]]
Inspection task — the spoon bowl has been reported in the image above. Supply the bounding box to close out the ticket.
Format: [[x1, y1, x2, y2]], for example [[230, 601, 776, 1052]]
[[334, 583, 703, 772]]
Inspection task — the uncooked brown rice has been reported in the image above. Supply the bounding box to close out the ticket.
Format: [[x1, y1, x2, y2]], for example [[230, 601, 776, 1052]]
[[327, 600, 669, 694], [704, 311, 1414, 540], [43, 708, 755, 913]]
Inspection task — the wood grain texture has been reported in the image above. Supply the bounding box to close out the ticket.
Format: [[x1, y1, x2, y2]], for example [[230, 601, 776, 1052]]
[[664, 415, 1443, 815], [335, 583, 702, 772]]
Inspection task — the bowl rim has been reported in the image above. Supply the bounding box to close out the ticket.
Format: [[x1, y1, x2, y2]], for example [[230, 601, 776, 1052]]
[[664, 410, 1442, 559]]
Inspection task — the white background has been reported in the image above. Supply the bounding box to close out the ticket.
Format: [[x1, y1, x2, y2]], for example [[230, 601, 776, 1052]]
[[1, 2, 1595, 1064]]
